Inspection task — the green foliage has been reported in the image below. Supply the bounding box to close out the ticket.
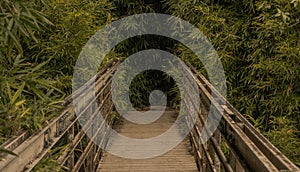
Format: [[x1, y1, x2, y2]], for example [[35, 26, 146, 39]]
[[0, 0, 116, 145], [265, 116, 300, 167], [0, 147, 17, 160], [163, 0, 300, 166], [31, 0, 116, 75], [33, 158, 63, 172], [129, 70, 177, 108], [32, 138, 69, 172], [0, 0, 64, 144], [0, 0, 52, 61], [0, 55, 63, 138], [112, 0, 163, 16], [0, 0, 299, 168]]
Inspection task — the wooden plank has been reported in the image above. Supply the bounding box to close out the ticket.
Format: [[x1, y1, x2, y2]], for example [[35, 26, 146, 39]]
[[97, 109, 198, 172], [187, 62, 299, 171], [0, 61, 120, 172]]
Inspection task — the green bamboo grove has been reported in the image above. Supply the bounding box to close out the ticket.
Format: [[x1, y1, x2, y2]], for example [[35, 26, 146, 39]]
[[0, 0, 299, 169]]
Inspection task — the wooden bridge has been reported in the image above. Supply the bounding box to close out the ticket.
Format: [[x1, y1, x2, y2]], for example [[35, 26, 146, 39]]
[[0, 60, 299, 172]]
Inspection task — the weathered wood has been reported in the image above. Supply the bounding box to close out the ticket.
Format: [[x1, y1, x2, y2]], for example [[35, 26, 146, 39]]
[[0, 60, 120, 172], [184, 62, 299, 172], [97, 109, 198, 172], [1, 59, 299, 172]]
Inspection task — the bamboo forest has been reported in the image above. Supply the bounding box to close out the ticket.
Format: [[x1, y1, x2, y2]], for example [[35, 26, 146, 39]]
[[0, 0, 299, 171]]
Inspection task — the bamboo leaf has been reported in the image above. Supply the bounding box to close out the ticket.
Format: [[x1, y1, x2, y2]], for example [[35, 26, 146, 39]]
[[0, 147, 18, 157], [11, 82, 25, 105], [31, 61, 48, 73]]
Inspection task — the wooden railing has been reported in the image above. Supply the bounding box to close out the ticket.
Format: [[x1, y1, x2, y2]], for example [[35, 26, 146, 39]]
[[0, 60, 120, 172], [0, 59, 299, 172], [182, 62, 299, 172]]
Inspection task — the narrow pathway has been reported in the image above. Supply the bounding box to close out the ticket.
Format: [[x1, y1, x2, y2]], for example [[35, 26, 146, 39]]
[[97, 107, 198, 171]]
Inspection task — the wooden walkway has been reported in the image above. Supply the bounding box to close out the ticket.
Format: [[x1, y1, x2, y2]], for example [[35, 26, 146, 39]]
[[97, 108, 198, 171], [1, 60, 299, 172]]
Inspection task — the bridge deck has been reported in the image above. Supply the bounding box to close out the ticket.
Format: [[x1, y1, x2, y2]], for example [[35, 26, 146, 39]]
[[1, 60, 299, 172], [97, 108, 198, 171]]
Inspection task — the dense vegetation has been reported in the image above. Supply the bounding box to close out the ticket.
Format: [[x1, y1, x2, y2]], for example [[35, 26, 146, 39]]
[[163, 0, 300, 165], [0, 0, 299, 168], [0, 0, 115, 143]]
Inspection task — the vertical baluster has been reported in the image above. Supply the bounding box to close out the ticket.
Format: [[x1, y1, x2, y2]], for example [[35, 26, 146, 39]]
[[214, 130, 221, 172], [67, 125, 75, 169]]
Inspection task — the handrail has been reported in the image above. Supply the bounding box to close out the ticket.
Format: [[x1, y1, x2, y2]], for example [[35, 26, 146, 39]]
[[182, 61, 299, 172], [0, 59, 298, 172], [0, 60, 121, 172]]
